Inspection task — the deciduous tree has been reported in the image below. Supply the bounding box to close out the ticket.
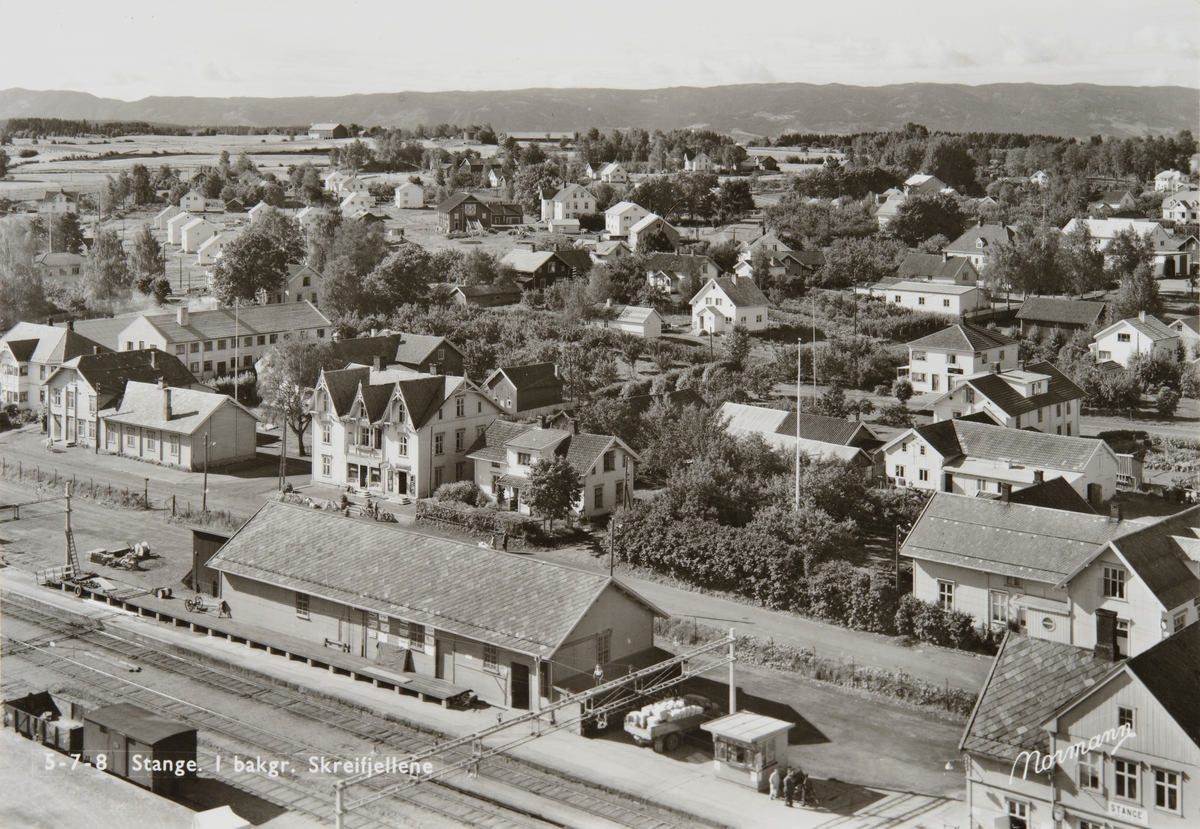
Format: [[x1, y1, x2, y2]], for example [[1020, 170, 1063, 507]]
[[82, 228, 131, 306], [527, 455, 582, 529], [129, 224, 166, 296], [257, 338, 340, 457]]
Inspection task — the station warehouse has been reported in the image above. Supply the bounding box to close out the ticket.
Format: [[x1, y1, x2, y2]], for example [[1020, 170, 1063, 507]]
[[206, 501, 664, 709]]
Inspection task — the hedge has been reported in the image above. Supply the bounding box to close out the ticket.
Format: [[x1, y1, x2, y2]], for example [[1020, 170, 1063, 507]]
[[415, 500, 546, 545]]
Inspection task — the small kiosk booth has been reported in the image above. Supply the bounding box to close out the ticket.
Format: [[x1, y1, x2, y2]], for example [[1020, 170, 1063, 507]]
[[701, 712, 794, 792]]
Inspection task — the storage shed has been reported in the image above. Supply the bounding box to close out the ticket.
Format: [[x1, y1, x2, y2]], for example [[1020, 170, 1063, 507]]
[[83, 703, 198, 794], [700, 712, 794, 792]]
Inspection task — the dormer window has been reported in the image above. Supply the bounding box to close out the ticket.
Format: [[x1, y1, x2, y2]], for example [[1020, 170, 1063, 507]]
[[517, 452, 531, 466], [976, 239, 985, 249]]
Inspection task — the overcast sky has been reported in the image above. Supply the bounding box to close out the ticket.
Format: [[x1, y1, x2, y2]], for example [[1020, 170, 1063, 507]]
[[7, 0, 1199, 98]]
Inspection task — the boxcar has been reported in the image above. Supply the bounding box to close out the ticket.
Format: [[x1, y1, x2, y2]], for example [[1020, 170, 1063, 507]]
[[4, 690, 84, 755], [83, 703, 198, 794]]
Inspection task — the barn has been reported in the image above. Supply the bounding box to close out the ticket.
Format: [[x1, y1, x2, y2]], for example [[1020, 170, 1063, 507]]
[[308, 123, 349, 140], [207, 502, 665, 710]]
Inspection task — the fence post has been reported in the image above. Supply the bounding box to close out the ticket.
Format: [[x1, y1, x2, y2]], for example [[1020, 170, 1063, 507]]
[[37, 465, 40, 481], [172, 495, 176, 516], [19, 461, 22, 480]]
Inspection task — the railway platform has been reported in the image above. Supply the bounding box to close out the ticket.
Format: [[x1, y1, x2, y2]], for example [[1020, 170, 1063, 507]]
[[4, 569, 967, 829]]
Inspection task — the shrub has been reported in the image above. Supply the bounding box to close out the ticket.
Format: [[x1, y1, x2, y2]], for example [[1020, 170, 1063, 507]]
[[876, 402, 914, 428], [894, 378, 914, 403], [1157, 387, 1181, 418], [894, 594, 923, 636], [433, 480, 485, 507], [415, 499, 546, 545]]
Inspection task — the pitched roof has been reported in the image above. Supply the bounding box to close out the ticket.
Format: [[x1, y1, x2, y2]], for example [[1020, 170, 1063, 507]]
[[604, 200, 645, 217], [136, 302, 330, 343], [33, 252, 85, 267], [50, 350, 198, 408], [208, 501, 660, 655], [392, 333, 456, 367], [1016, 297, 1107, 327], [1170, 315, 1200, 335], [453, 284, 522, 299], [897, 254, 977, 282], [104, 381, 256, 435], [629, 213, 666, 233], [3, 338, 38, 361], [776, 411, 866, 446], [436, 192, 475, 213], [1003, 476, 1097, 514], [783, 250, 827, 268], [1125, 623, 1200, 746], [953, 420, 1106, 472], [487, 363, 562, 392], [394, 374, 449, 428], [907, 323, 1018, 352], [719, 402, 871, 465], [327, 334, 402, 369], [56, 317, 136, 352], [886, 280, 978, 295], [960, 634, 1116, 759], [507, 427, 572, 451], [318, 366, 370, 417], [554, 248, 593, 273], [944, 224, 1016, 254], [693, 276, 769, 308], [500, 249, 559, 273], [562, 433, 621, 475], [466, 419, 534, 463], [903, 492, 1123, 583], [1099, 506, 1200, 609], [955, 361, 1085, 418], [644, 252, 715, 274], [1, 322, 108, 365]]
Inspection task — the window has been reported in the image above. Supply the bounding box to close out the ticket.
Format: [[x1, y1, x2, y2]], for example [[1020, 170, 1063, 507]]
[[1116, 619, 1129, 657], [917, 297, 925, 305], [125, 432, 137, 448], [1079, 753, 1102, 790], [398, 435, 407, 456], [948, 354, 957, 364], [302, 276, 311, 287], [1114, 758, 1138, 801], [938, 580, 954, 611], [321, 455, 331, 477], [244, 336, 253, 347], [269, 334, 278, 344], [966, 388, 975, 404], [615, 480, 624, 505], [483, 644, 499, 672], [1154, 769, 1180, 813], [434, 466, 443, 488], [66, 389, 75, 408], [943, 299, 950, 307], [912, 351, 926, 361], [243, 355, 253, 367], [919, 445, 926, 455], [1118, 706, 1135, 730], [1066, 401, 1071, 415], [1174, 612, 1187, 633], [756, 314, 763, 323], [203, 341, 213, 352], [455, 429, 465, 451], [169, 435, 179, 456], [1037, 408, 1044, 423], [53, 388, 62, 406], [1056, 403, 1062, 417], [1103, 566, 1126, 599], [894, 464, 905, 479], [597, 630, 611, 665], [256, 336, 266, 346], [603, 450, 616, 472], [146, 431, 157, 451], [434, 433, 444, 455], [321, 423, 331, 444], [1005, 576, 1022, 587], [1117, 333, 1131, 342], [1006, 799, 1028, 829], [455, 396, 464, 417], [175, 344, 186, 355], [217, 339, 227, 350], [455, 462, 464, 481], [998, 350, 1005, 360], [190, 342, 200, 353], [190, 362, 199, 373], [594, 485, 604, 509], [518, 452, 531, 466], [437, 348, 446, 361], [990, 591, 1008, 624], [894, 294, 901, 303], [203, 361, 212, 372], [407, 622, 426, 649], [295, 592, 310, 620], [918, 469, 929, 482]]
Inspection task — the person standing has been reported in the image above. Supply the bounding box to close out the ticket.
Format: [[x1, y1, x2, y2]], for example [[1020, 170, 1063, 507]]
[[784, 768, 797, 807], [769, 766, 782, 800]]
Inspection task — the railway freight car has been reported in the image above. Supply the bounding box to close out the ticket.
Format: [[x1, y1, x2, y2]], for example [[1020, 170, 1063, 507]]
[[83, 703, 198, 794], [3, 689, 84, 754]]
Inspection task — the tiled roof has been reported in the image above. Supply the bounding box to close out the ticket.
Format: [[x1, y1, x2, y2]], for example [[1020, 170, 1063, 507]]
[[1126, 623, 1200, 747], [944, 224, 1015, 254], [1123, 314, 1176, 341], [33, 252, 85, 267], [907, 324, 1018, 352], [960, 634, 1116, 759], [357, 382, 394, 423], [1171, 315, 1200, 335], [1004, 476, 1097, 514], [392, 333, 455, 367], [1104, 506, 1200, 610], [951, 420, 1105, 472], [328, 334, 402, 369], [696, 277, 769, 308], [319, 366, 370, 417], [644, 253, 715, 274], [104, 381, 255, 436], [52, 350, 198, 407], [394, 375, 448, 428], [911, 419, 963, 458], [562, 433, 619, 476], [903, 493, 1122, 583], [500, 249, 558, 273], [466, 419, 533, 463], [897, 254, 977, 282], [959, 361, 1084, 418], [209, 501, 650, 655], [56, 317, 136, 352], [139, 302, 330, 343], [777, 412, 865, 446], [488, 363, 562, 393], [1, 322, 109, 365], [1016, 297, 1106, 327], [507, 428, 572, 451]]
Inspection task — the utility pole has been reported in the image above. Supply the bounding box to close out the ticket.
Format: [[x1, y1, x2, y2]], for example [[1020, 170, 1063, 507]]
[[795, 336, 802, 509], [202, 431, 210, 512], [94, 383, 101, 454], [609, 518, 615, 578], [728, 628, 737, 715], [812, 295, 818, 399]]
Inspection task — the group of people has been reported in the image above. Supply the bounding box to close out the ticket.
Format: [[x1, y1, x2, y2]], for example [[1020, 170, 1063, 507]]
[[769, 766, 817, 808]]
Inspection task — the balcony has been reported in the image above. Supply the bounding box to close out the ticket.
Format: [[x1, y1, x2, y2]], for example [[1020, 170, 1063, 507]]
[[347, 443, 382, 459]]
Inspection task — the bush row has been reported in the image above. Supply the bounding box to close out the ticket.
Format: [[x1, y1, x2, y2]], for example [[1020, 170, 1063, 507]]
[[415, 499, 546, 546], [654, 617, 977, 718]]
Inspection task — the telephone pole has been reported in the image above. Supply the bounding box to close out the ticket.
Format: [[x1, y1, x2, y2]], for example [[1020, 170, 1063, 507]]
[[795, 337, 802, 509], [201, 431, 210, 512]]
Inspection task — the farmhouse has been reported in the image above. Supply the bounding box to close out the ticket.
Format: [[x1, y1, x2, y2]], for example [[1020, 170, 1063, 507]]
[[436, 193, 524, 233], [208, 501, 663, 710], [690, 275, 769, 334], [39, 189, 78, 215], [394, 182, 424, 209], [180, 217, 218, 253], [1089, 312, 1180, 368], [33, 252, 85, 285], [1015, 297, 1107, 334]]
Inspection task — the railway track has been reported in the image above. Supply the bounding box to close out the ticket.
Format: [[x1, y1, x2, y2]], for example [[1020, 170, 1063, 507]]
[[1, 594, 716, 829]]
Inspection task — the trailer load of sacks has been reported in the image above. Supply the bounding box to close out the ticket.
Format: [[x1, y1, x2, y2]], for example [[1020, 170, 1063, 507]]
[[625, 698, 705, 729]]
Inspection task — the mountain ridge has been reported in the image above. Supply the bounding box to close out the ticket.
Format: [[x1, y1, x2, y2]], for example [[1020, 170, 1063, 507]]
[[2, 83, 1197, 139]]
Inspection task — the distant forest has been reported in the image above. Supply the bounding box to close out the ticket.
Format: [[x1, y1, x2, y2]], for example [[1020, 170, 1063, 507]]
[[0, 117, 310, 138]]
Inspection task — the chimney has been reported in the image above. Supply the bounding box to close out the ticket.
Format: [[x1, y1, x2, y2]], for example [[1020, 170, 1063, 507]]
[[1110, 502, 1122, 522], [67, 319, 75, 331], [1094, 608, 1118, 661], [176, 306, 189, 327], [605, 298, 612, 307], [92, 346, 99, 355], [572, 417, 579, 435], [553, 364, 559, 378], [47, 314, 54, 326], [538, 414, 547, 429], [370, 328, 378, 337], [149, 350, 156, 368], [1017, 360, 1026, 371], [1000, 482, 1012, 502], [373, 356, 381, 371], [991, 361, 1000, 373], [162, 387, 172, 422], [1138, 310, 1146, 322], [332, 331, 340, 342], [977, 217, 983, 228], [1033, 470, 1044, 484]]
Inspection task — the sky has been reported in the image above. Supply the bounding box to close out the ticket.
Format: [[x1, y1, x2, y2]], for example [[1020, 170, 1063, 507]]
[[5, 0, 1199, 99]]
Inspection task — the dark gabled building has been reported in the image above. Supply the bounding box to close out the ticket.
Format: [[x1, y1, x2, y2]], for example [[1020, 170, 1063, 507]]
[[499, 249, 577, 292], [436, 192, 524, 233], [1016, 296, 1107, 334], [483, 363, 564, 416], [451, 284, 522, 308], [328, 332, 465, 377]]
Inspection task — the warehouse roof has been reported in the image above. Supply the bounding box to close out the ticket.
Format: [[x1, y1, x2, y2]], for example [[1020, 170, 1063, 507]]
[[209, 501, 664, 655], [103, 381, 257, 436]]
